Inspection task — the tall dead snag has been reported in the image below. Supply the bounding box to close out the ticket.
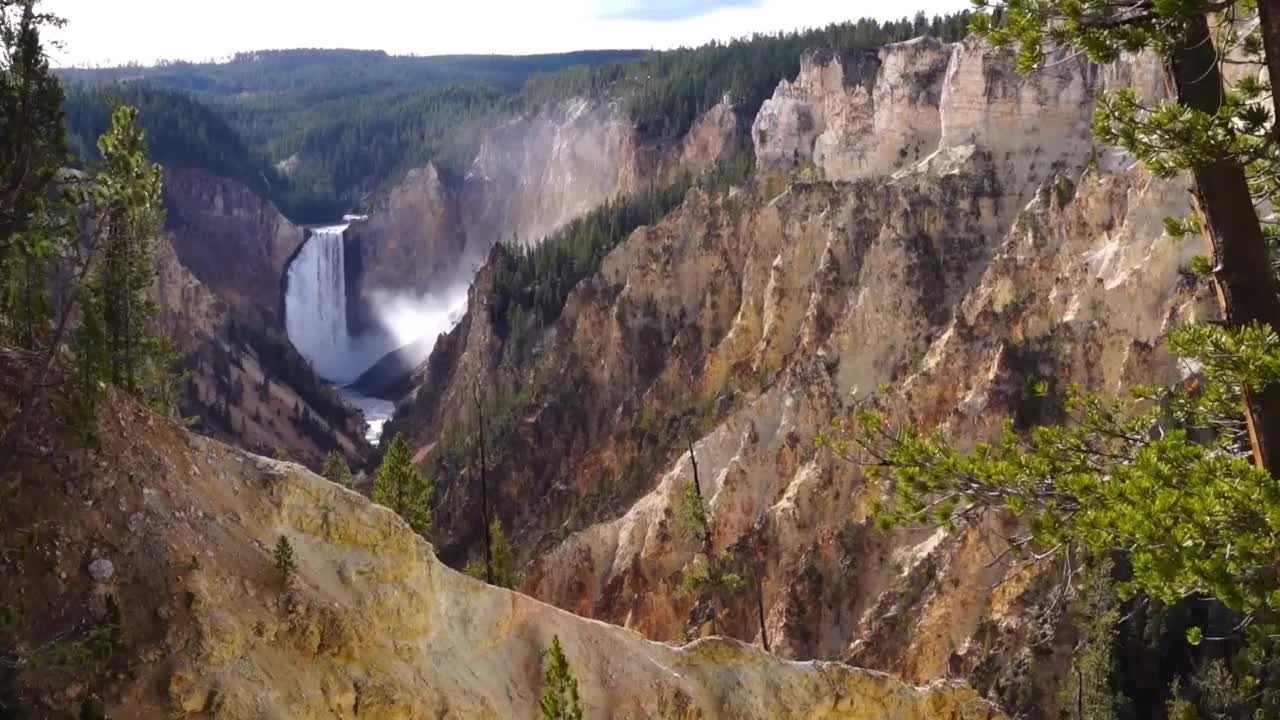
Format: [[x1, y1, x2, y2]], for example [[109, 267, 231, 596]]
[[678, 437, 767, 647], [474, 382, 493, 585]]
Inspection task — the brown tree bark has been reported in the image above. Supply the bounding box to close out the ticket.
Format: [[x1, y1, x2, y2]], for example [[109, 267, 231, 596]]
[[1257, 0, 1280, 141], [1173, 13, 1280, 472]]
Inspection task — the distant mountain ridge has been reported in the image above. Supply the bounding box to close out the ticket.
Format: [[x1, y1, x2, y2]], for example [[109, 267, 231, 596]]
[[58, 49, 649, 222], [55, 13, 971, 224], [57, 48, 649, 96]]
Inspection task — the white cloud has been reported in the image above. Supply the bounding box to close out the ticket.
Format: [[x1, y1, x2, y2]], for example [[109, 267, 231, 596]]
[[44, 0, 969, 67]]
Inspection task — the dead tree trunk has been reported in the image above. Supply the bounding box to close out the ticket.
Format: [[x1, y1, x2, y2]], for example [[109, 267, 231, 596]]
[[687, 437, 717, 636], [475, 384, 493, 585], [1257, 0, 1280, 142], [756, 577, 769, 651]]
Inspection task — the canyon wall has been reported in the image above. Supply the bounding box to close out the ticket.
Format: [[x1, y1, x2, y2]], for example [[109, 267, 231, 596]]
[[461, 96, 745, 255], [346, 163, 466, 307], [344, 97, 746, 352], [162, 167, 305, 323], [393, 37, 1203, 715]]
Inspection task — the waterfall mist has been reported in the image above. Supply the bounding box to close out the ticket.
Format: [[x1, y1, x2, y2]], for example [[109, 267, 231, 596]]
[[364, 284, 470, 356]]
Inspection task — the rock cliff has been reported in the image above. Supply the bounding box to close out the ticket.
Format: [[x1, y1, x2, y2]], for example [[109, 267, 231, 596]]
[[346, 163, 466, 308], [461, 96, 745, 254], [345, 97, 745, 351], [392, 37, 1206, 715], [753, 39, 1163, 206], [162, 167, 305, 323], [0, 367, 1003, 720]]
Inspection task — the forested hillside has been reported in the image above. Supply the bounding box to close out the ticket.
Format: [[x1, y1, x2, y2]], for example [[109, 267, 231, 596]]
[[60, 12, 970, 223], [58, 48, 647, 96], [60, 51, 644, 221], [64, 83, 277, 199]]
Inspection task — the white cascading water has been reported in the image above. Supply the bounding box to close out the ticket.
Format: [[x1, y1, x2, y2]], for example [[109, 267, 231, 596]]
[[285, 224, 359, 383]]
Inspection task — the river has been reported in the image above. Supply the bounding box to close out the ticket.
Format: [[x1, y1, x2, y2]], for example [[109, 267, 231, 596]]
[[338, 387, 396, 446]]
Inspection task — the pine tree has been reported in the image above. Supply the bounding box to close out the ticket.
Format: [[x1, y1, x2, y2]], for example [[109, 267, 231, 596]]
[[69, 104, 179, 424], [675, 440, 749, 639], [488, 518, 516, 589], [465, 518, 518, 589], [93, 106, 167, 393], [1058, 559, 1121, 720], [0, 1, 86, 459], [322, 449, 352, 487], [65, 292, 106, 445], [539, 636, 583, 720], [273, 534, 296, 587], [373, 433, 433, 538], [0, 1, 67, 349]]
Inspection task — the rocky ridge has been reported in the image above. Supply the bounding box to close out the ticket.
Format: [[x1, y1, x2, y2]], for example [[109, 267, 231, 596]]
[[0, 370, 1003, 719], [392, 36, 1207, 715]]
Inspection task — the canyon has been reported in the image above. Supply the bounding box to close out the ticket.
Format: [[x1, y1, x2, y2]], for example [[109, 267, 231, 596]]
[[2, 23, 1221, 719], [234, 90, 746, 415], [384, 37, 1203, 716]]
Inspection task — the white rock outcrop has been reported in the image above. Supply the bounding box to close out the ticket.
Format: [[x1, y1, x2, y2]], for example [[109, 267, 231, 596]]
[[754, 40, 951, 180], [753, 38, 1167, 210]]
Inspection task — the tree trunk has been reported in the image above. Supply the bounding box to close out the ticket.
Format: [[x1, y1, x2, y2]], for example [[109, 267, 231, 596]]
[[687, 437, 717, 635], [756, 581, 769, 652], [476, 384, 493, 585], [1257, 0, 1280, 141], [1173, 13, 1280, 473], [686, 438, 711, 556]]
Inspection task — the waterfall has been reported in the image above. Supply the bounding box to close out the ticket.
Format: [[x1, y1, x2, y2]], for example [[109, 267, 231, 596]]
[[285, 224, 358, 383], [283, 220, 470, 444]]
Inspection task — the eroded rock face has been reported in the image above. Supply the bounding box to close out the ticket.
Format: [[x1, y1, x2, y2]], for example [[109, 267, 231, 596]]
[[462, 96, 744, 254], [461, 99, 642, 252], [162, 167, 305, 322], [350, 98, 745, 319], [0, 388, 1004, 720], [398, 37, 1207, 716], [753, 42, 948, 180], [347, 163, 467, 308], [753, 38, 1165, 207], [525, 164, 1205, 675]]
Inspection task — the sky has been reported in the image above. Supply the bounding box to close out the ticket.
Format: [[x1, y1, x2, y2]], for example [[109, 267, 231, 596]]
[[44, 0, 970, 68]]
